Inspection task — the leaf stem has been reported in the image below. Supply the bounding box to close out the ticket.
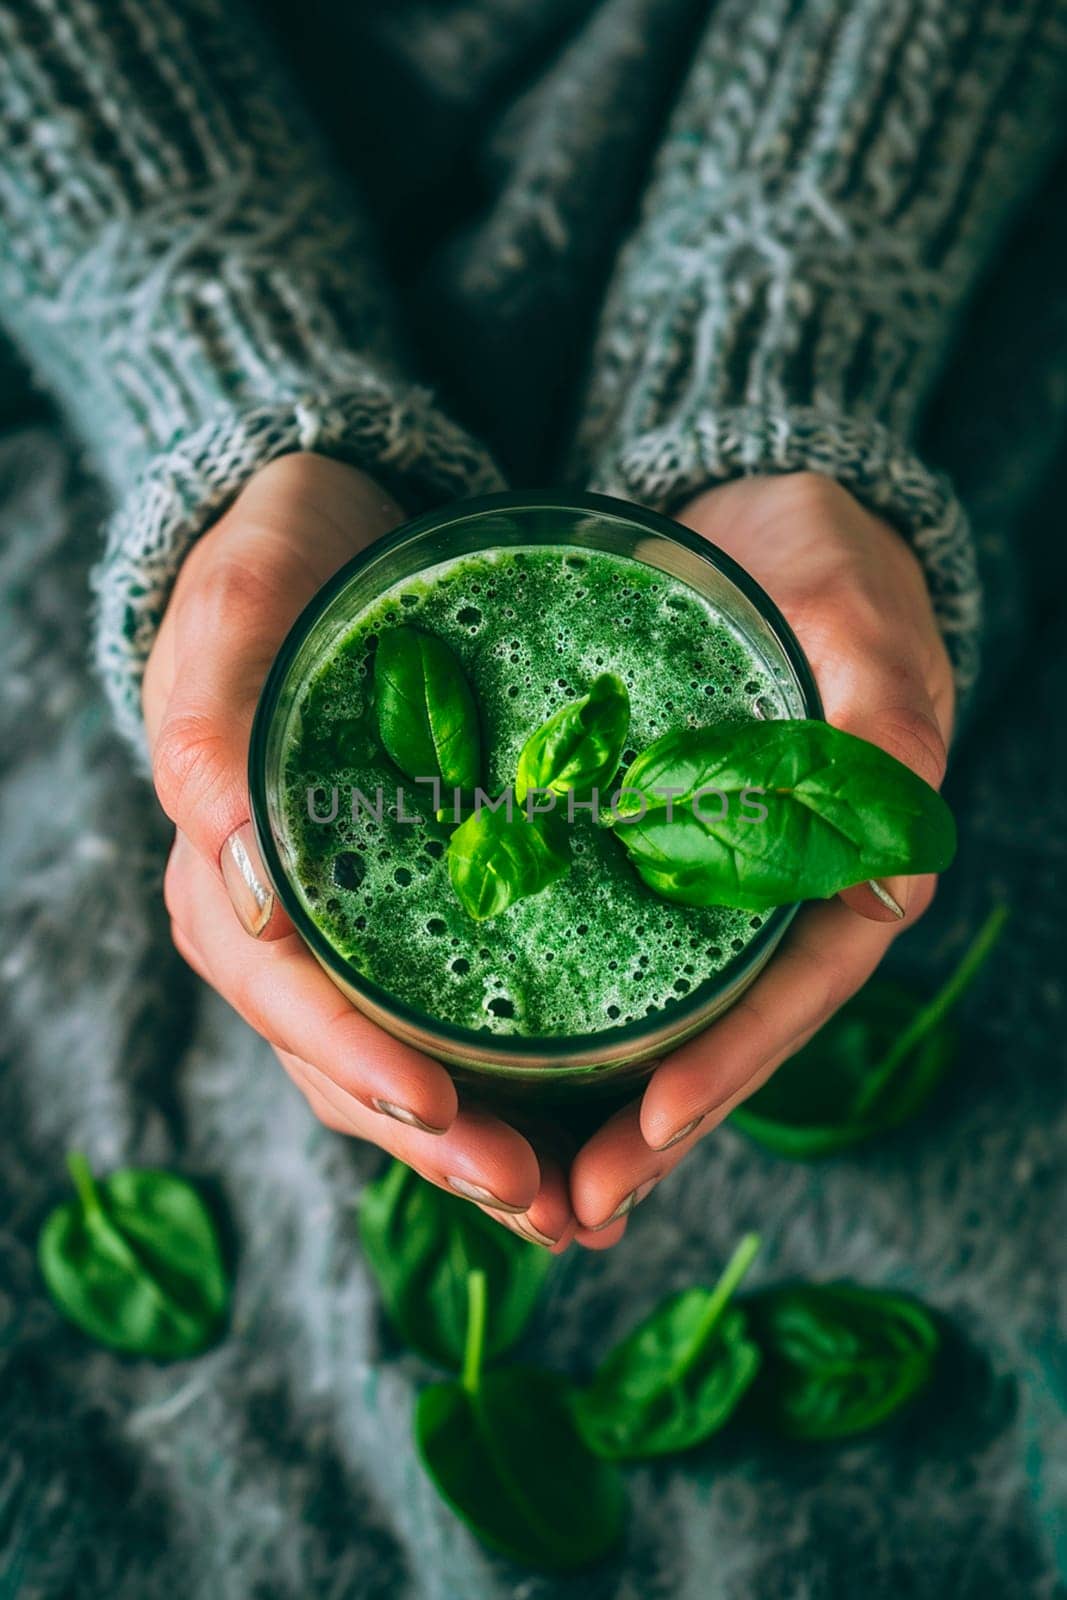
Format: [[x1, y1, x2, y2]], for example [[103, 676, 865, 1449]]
[[66, 1151, 102, 1219], [853, 903, 1008, 1117], [462, 1268, 488, 1396], [671, 1233, 761, 1384]]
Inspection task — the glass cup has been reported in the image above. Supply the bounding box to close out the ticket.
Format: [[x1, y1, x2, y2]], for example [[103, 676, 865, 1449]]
[[249, 491, 821, 1104]]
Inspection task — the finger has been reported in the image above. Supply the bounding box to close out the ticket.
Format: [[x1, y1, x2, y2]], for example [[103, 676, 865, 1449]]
[[637, 885, 933, 1152], [476, 1144, 577, 1253], [167, 831, 461, 1138], [790, 617, 947, 921], [277, 1048, 545, 1217], [151, 457, 404, 939], [170, 916, 212, 987], [834, 694, 947, 925], [570, 1098, 672, 1234], [793, 573, 951, 926], [680, 476, 954, 925], [574, 1215, 630, 1250]]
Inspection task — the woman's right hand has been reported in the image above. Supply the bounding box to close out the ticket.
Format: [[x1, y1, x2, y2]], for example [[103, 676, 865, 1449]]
[[144, 453, 575, 1252]]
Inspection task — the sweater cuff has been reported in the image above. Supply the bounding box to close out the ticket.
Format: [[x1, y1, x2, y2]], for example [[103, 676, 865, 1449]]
[[585, 403, 981, 704], [93, 379, 504, 752]]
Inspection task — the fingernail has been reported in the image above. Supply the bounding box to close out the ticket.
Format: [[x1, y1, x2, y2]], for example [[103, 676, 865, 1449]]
[[447, 1176, 527, 1213], [651, 1114, 705, 1152], [590, 1177, 659, 1232], [369, 1098, 450, 1136], [868, 878, 906, 919], [220, 822, 275, 936], [503, 1213, 560, 1248]]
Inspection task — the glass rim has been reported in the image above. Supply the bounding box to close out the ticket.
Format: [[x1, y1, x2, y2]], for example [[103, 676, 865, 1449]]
[[248, 489, 824, 1071]]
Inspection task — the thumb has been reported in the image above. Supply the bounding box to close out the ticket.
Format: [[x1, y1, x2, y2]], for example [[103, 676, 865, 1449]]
[[149, 455, 404, 938], [818, 647, 950, 925]]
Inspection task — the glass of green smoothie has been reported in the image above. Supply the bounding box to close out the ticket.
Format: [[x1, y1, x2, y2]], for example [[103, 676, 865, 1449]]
[[248, 492, 821, 1102]]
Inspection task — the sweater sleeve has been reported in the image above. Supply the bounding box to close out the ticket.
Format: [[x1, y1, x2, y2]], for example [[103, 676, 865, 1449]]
[[572, 0, 1067, 703], [0, 0, 502, 747]]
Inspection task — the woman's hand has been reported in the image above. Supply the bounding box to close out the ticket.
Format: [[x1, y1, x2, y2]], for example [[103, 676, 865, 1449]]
[[144, 453, 575, 1253], [568, 472, 956, 1245]]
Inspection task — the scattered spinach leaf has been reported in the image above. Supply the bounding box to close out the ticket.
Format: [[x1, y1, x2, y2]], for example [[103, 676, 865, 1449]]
[[359, 1160, 552, 1368], [733, 905, 1008, 1157], [416, 1270, 625, 1570], [38, 1153, 230, 1359], [374, 626, 481, 790], [742, 1282, 940, 1438], [573, 1233, 762, 1460], [448, 805, 569, 921], [612, 720, 956, 912], [515, 673, 630, 804]]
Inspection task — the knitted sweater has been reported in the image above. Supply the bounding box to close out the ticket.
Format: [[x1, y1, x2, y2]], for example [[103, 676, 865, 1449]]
[[2, 0, 1066, 749]]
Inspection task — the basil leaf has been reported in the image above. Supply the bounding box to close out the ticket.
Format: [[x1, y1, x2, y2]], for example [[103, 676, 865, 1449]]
[[733, 905, 1007, 1157], [38, 1153, 230, 1359], [359, 1161, 551, 1368], [743, 1283, 940, 1438], [374, 626, 480, 789], [448, 806, 569, 921], [415, 1271, 625, 1571], [573, 1234, 761, 1460], [515, 673, 630, 803], [612, 720, 956, 912]]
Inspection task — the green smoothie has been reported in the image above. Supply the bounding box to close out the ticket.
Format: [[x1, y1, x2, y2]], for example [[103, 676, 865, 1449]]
[[280, 545, 789, 1038]]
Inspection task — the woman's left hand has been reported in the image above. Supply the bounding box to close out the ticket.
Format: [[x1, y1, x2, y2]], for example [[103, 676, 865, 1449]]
[[144, 454, 577, 1254], [567, 472, 956, 1247]]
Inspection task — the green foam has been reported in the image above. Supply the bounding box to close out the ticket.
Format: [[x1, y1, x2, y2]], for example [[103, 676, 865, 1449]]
[[280, 545, 788, 1038]]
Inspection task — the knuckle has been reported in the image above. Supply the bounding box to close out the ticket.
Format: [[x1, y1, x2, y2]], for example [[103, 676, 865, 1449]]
[[803, 573, 886, 652], [778, 933, 854, 1029], [179, 550, 287, 642], [871, 704, 947, 788], [806, 946, 853, 1019], [730, 991, 784, 1067], [152, 708, 232, 828]]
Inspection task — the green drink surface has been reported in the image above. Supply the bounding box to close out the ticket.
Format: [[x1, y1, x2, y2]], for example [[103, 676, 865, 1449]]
[[280, 545, 789, 1038]]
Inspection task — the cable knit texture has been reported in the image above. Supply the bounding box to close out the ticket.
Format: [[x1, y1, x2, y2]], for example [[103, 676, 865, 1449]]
[[572, 0, 1067, 698], [0, 0, 504, 746], [1, 0, 1065, 741]]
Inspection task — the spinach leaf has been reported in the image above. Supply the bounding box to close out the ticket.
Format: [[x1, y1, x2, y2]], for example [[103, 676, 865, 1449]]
[[743, 1282, 940, 1438], [448, 805, 569, 921], [611, 720, 956, 912], [37, 1153, 230, 1359], [573, 1233, 761, 1460], [374, 626, 481, 790], [444, 674, 627, 918], [515, 673, 630, 803], [416, 1270, 625, 1571], [733, 905, 1007, 1157], [359, 1160, 552, 1368]]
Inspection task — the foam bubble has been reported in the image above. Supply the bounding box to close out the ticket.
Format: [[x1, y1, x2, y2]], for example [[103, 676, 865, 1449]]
[[280, 545, 787, 1037]]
